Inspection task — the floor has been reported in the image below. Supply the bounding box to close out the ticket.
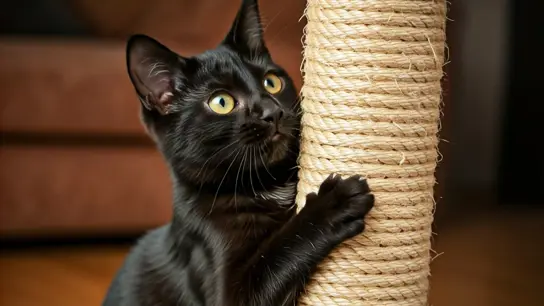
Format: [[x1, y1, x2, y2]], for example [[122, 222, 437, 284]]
[[1, 206, 543, 306]]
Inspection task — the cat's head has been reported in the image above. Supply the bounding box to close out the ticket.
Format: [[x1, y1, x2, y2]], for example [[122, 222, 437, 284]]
[[126, 0, 300, 187]]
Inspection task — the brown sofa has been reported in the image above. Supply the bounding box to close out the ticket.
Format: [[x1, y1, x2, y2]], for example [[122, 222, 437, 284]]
[[0, 0, 306, 238]]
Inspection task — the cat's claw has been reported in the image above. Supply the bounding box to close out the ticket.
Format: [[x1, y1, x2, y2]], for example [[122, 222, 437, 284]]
[[300, 173, 374, 242]]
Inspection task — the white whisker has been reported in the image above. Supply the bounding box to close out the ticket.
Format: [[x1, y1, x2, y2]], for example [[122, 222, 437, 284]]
[[248, 147, 257, 196], [210, 149, 242, 215], [259, 146, 276, 180]]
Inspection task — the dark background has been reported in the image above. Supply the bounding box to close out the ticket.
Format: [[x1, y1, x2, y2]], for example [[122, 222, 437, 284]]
[[498, 0, 543, 204]]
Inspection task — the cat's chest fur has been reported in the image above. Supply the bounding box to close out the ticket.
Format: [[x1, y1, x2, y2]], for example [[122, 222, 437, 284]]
[[256, 182, 297, 207], [208, 182, 298, 251]]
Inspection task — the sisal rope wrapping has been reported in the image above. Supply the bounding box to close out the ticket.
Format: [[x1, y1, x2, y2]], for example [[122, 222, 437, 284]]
[[295, 0, 447, 305]]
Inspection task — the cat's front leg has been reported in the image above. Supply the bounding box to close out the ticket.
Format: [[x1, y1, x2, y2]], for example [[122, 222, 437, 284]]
[[231, 174, 374, 306]]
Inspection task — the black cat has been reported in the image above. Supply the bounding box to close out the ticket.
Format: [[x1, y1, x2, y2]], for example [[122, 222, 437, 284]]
[[102, 0, 374, 305]]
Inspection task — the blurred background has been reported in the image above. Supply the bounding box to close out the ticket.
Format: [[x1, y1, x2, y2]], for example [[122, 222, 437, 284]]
[[0, 0, 542, 305]]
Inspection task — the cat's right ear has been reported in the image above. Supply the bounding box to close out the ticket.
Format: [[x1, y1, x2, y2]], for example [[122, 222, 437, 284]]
[[126, 34, 183, 115]]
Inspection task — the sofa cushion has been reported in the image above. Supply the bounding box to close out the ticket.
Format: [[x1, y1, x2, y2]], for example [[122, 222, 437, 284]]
[[0, 38, 302, 135]]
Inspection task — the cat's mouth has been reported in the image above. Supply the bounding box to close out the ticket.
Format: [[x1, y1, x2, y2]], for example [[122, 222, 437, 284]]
[[240, 122, 289, 145], [265, 126, 293, 146], [271, 132, 282, 142]]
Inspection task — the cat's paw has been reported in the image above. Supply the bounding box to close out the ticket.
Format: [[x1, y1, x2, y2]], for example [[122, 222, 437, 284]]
[[301, 174, 374, 242]]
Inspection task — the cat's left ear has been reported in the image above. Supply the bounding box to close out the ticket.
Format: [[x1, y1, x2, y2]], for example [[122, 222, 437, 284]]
[[126, 34, 185, 115], [223, 0, 268, 55]]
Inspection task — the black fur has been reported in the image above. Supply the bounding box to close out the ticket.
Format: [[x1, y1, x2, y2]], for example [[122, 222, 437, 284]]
[[103, 1, 374, 305]]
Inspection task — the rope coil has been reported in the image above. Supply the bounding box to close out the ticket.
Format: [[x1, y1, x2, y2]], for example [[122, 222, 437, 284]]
[[296, 0, 447, 304]]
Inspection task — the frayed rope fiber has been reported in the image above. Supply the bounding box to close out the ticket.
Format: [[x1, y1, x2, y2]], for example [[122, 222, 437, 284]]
[[295, 0, 447, 305]]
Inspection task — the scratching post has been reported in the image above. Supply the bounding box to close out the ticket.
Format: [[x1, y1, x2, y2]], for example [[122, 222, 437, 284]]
[[295, 0, 447, 305]]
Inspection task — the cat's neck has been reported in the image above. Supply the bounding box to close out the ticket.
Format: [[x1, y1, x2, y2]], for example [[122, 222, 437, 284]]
[[170, 153, 298, 211], [172, 175, 297, 215]]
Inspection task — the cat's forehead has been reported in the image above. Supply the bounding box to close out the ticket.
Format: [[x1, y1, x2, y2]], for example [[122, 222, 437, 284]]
[[196, 47, 270, 76]]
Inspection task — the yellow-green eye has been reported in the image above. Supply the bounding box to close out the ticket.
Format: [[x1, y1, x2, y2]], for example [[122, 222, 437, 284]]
[[263, 73, 282, 94], [208, 93, 235, 114]]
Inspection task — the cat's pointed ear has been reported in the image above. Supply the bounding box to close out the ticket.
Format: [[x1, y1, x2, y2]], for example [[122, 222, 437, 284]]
[[223, 0, 267, 55], [126, 34, 183, 115]]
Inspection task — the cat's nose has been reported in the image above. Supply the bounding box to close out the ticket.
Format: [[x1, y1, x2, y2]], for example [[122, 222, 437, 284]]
[[259, 101, 283, 125]]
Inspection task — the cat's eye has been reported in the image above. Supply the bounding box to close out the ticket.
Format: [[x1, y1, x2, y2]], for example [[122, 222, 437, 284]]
[[208, 92, 235, 114], [263, 73, 283, 94]]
